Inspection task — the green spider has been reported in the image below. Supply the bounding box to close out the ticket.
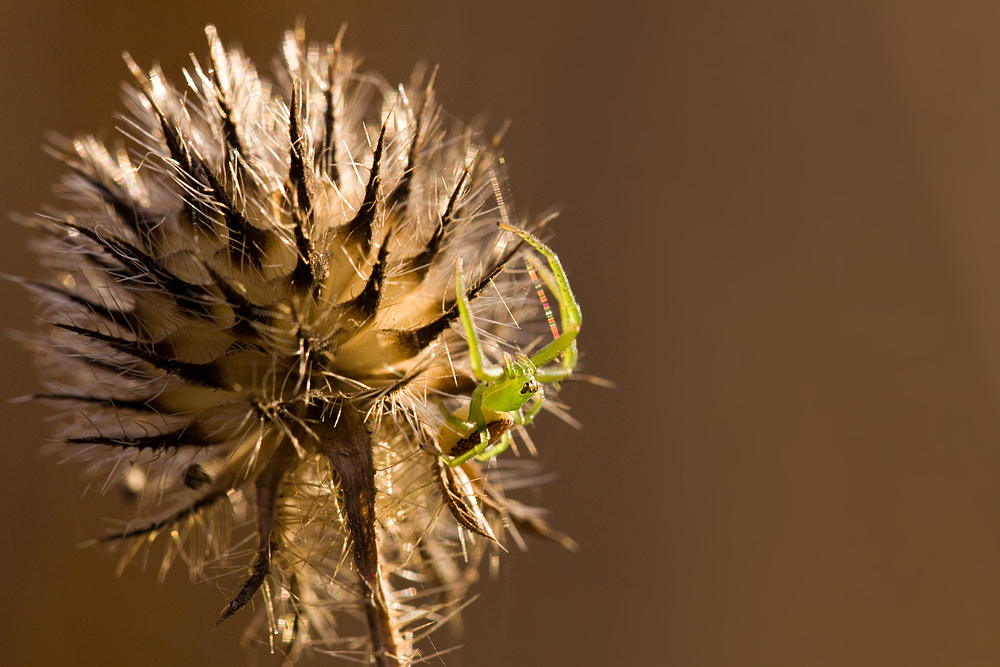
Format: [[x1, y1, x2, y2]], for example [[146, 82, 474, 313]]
[[437, 222, 582, 466]]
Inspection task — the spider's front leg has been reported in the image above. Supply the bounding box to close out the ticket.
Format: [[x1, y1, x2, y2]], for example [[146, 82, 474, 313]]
[[498, 223, 582, 381], [455, 258, 504, 384], [434, 259, 510, 466], [514, 392, 546, 427]]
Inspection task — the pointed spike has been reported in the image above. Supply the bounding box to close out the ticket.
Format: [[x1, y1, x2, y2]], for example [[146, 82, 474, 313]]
[[342, 122, 386, 256], [145, 96, 219, 233], [317, 42, 341, 184], [199, 161, 270, 267], [388, 67, 436, 212], [217, 545, 272, 626], [206, 27, 245, 161], [59, 221, 217, 316], [287, 77, 324, 293], [288, 77, 312, 216], [25, 280, 142, 332], [33, 393, 159, 413], [53, 323, 226, 389], [70, 168, 159, 241], [218, 442, 293, 625], [170, 42, 269, 266], [388, 84, 432, 212], [65, 426, 209, 450], [96, 489, 227, 543], [338, 231, 392, 324], [409, 161, 472, 276], [393, 258, 509, 357]]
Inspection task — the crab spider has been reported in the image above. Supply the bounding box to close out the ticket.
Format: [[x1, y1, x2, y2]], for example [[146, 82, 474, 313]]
[[437, 222, 582, 466]]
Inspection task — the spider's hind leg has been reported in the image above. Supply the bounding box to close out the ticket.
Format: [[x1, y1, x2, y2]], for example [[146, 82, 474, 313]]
[[498, 223, 582, 374]]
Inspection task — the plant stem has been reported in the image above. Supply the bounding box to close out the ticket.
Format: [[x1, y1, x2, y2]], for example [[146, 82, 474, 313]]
[[316, 404, 405, 666]]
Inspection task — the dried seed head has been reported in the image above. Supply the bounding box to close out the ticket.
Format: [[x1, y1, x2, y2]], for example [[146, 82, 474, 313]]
[[18, 24, 579, 664]]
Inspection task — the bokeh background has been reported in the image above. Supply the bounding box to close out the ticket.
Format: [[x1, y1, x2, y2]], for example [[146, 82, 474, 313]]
[[5, 2, 1000, 666]]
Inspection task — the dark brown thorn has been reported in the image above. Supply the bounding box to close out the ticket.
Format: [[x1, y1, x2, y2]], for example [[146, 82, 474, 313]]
[[199, 162, 270, 267], [218, 440, 295, 625], [215, 90, 244, 158], [284, 575, 304, 652], [76, 173, 159, 240], [26, 281, 142, 332], [95, 488, 227, 542], [203, 26, 248, 184], [287, 223, 319, 292], [387, 89, 432, 213], [147, 99, 218, 232], [338, 231, 392, 324], [216, 543, 272, 626], [393, 254, 512, 357], [53, 323, 226, 389], [65, 425, 208, 451], [441, 161, 470, 227], [145, 70, 266, 266], [317, 41, 340, 184], [150, 98, 189, 173], [314, 405, 401, 666], [287, 78, 321, 293], [387, 69, 436, 213], [408, 163, 471, 277], [342, 122, 386, 257], [207, 36, 246, 162], [204, 265, 271, 338], [33, 393, 158, 413], [75, 353, 148, 379], [288, 78, 312, 216], [61, 221, 216, 316]]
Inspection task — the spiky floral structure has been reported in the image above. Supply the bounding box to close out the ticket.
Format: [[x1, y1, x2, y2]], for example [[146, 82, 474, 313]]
[[17, 25, 578, 665]]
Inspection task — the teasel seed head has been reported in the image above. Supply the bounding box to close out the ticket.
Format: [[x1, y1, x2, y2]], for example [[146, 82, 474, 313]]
[[17, 24, 579, 665]]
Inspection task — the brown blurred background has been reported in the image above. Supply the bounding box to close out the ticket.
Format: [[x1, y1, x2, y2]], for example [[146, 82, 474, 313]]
[[5, 1, 1000, 666]]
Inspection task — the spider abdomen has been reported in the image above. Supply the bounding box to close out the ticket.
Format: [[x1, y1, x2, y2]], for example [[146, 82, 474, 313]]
[[439, 407, 515, 458]]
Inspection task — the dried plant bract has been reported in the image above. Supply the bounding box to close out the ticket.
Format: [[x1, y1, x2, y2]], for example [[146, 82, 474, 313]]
[[16, 24, 585, 665]]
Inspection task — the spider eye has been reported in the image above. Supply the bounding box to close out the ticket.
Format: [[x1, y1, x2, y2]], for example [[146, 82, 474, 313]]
[[521, 380, 539, 395]]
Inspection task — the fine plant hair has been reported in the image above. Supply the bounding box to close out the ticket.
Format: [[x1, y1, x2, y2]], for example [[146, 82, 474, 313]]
[[16, 24, 583, 665]]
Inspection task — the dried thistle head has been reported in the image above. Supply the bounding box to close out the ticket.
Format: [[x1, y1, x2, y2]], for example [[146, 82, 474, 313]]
[[17, 24, 581, 665]]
